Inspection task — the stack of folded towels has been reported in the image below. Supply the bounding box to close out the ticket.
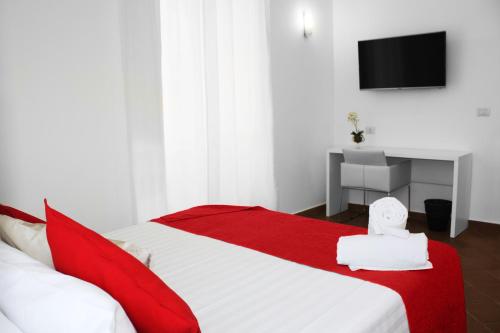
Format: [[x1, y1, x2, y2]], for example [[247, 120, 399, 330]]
[[337, 197, 432, 271]]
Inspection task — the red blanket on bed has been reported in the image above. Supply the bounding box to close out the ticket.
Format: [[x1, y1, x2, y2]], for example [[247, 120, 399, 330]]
[[152, 205, 466, 333]]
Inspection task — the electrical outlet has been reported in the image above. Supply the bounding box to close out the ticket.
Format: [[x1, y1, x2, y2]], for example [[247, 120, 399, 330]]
[[365, 126, 376, 135], [477, 107, 491, 117]]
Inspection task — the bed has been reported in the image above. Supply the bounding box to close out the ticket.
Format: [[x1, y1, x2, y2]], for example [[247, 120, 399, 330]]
[[105, 205, 466, 333]]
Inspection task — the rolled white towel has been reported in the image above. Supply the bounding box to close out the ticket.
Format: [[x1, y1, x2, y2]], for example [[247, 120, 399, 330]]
[[368, 197, 410, 238], [337, 233, 432, 271]]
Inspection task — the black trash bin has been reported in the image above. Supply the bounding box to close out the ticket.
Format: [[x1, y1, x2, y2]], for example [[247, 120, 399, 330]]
[[424, 199, 452, 231]]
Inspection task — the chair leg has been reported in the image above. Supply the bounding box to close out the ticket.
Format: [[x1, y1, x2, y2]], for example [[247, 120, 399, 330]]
[[408, 184, 411, 211], [339, 188, 344, 213], [363, 189, 369, 215]]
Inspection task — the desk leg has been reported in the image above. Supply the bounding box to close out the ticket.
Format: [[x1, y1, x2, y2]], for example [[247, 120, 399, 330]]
[[326, 153, 347, 216], [450, 154, 473, 238]]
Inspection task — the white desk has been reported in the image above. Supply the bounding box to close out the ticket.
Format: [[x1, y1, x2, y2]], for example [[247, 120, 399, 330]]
[[326, 145, 473, 238]]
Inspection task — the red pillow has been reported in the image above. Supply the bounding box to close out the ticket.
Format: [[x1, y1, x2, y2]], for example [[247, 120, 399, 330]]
[[0, 204, 45, 224], [44, 200, 200, 333]]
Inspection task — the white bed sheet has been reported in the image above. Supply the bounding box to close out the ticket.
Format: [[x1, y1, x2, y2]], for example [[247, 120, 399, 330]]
[[106, 223, 409, 333]]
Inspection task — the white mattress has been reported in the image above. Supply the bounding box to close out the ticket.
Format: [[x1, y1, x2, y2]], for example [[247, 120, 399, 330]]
[[105, 223, 409, 333]]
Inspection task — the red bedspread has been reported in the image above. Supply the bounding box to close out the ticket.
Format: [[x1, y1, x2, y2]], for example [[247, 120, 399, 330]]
[[152, 205, 466, 333]]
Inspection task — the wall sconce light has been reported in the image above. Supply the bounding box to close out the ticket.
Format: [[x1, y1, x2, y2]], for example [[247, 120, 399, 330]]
[[303, 10, 313, 38]]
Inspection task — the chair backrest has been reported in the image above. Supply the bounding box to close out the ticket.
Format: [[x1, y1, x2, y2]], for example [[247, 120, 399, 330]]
[[342, 149, 387, 166]]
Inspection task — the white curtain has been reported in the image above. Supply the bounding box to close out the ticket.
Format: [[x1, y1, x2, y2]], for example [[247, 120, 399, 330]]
[[159, 0, 276, 212]]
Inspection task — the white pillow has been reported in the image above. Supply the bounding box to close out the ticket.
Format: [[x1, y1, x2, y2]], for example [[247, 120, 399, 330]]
[[0, 214, 152, 267], [0, 309, 23, 333], [0, 241, 136, 333], [0, 215, 52, 266], [110, 239, 152, 267]]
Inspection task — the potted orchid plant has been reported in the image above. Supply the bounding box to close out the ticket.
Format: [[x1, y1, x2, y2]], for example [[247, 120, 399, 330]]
[[347, 112, 364, 146]]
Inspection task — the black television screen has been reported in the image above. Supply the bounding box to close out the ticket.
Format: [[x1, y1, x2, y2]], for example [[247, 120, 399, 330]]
[[358, 31, 446, 89]]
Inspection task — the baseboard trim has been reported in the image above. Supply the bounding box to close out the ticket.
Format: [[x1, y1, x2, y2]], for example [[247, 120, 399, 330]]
[[291, 202, 326, 215], [469, 219, 500, 226]]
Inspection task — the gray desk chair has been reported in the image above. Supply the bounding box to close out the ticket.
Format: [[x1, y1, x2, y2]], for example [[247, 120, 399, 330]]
[[340, 149, 412, 210]]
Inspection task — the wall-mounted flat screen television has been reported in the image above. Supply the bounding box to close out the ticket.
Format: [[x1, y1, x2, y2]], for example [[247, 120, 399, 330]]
[[358, 31, 446, 90]]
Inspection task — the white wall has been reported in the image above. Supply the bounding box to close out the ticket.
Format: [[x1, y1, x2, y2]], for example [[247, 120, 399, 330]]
[[0, 0, 135, 232], [270, 0, 334, 213], [332, 0, 500, 223], [0, 0, 335, 230], [9, 0, 495, 226]]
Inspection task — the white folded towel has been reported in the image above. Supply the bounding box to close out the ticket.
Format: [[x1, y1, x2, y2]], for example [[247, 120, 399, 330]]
[[368, 197, 410, 238], [337, 233, 432, 271]]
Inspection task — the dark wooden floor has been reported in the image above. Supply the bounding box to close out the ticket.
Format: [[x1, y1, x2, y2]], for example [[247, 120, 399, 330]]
[[298, 205, 500, 333]]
